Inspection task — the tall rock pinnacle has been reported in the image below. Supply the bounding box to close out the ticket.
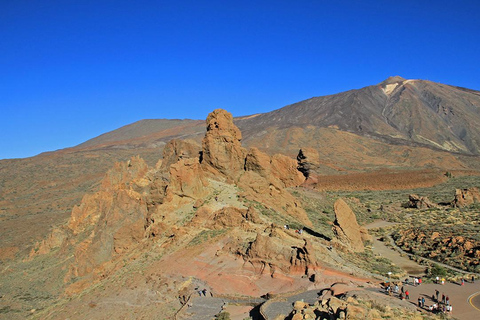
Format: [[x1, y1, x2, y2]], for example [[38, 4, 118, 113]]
[[201, 109, 247, 177]]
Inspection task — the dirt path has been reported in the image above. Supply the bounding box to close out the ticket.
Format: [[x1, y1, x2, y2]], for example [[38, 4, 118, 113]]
[[371, 237, 426, 276], [365, 221, 426, 276]]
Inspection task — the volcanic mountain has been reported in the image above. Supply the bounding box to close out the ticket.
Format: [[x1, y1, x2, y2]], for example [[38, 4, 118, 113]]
[[77, 76, 480, 157]]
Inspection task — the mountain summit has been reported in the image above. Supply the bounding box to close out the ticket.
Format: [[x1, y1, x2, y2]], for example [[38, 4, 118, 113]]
[[379, 75, 407, 85]]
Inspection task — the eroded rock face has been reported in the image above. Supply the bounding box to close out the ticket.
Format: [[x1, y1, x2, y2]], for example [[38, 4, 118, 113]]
[[201, 109, 247, 177], [209, 206, 261, 229], [244, 229, 318, 275], [452, 187, 480, 207], [161, 139, 201, 171], [332, 199, 365, 252]]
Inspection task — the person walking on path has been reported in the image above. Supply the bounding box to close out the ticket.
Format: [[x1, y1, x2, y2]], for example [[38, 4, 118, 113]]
[[405, 290, 410, 300], [435, 289, 439, 302], [442, 293, 445, 304], [441, 277, 445, 285], [418, 297, 422, 307], [446, 296, 449, 305], [421, 297, 425, 308], [472, 275, 475, 283], [461, 278, 465, 286]]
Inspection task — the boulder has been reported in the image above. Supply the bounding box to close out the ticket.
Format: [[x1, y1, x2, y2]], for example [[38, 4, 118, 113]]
[[452, 187, 480, 207], [406, 194, 436, 209], [332, 199, 365, 252]]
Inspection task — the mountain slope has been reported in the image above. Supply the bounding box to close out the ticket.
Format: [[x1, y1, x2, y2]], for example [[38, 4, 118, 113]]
[[76, 119, 205, 150], [237, 76, 480, 155]]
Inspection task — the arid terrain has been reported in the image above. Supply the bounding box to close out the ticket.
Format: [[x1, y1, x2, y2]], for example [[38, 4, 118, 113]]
[[1, 77, 480, 319]]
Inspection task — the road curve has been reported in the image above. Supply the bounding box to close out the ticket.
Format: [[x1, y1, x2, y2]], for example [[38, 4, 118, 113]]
[[469, 291, 480, 312]]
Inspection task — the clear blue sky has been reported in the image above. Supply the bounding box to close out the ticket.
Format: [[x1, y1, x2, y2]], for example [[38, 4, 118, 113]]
[[1, 0, 479, 159]]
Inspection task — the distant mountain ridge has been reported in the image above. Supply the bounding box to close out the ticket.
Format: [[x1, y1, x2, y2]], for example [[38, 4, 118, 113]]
[[75, 77, 480, 156]]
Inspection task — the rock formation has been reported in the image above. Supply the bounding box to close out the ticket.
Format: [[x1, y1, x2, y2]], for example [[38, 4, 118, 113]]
[[31, 108, 313, 294], [405, 194, 436, 209], [201, 108, 246, 177], [332, 198, 365, 252], [296, 148, 320, 178], [452, 187, 480, 207], [244, 228, 318, 275]]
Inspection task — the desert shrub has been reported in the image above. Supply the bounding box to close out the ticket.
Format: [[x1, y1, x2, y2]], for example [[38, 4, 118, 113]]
[[188, 229, 226, 247], [215, 311, 231, 320], [429, 264, 447, 278]]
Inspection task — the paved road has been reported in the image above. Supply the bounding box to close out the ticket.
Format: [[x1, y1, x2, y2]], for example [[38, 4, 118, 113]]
[[179, 295, 265, 320], [262, 290, 320, 320], [391, 280, 480, 320], [470, 291, 480, 312]]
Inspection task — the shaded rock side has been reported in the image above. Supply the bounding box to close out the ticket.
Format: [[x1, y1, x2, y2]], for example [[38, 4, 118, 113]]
[[297, 148, 320, 178], [332, 199, 365, 252]]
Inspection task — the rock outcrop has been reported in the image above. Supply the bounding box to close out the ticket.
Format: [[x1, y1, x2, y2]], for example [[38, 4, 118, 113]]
[[244, 228, 318, 275], [297, 148, 320, 178], [332, 199, 365, 252], [31, 108, 314, 294], [201, 109, 246, 178], [405, 194, 436, 209], [452, 187, 480, 207]]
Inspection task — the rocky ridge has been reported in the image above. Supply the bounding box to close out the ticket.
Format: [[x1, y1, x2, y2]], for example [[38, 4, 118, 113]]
[[30, 109, 327, 298]]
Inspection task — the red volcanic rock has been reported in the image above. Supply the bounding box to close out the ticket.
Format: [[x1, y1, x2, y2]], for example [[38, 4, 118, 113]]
[[209, 206, 261, 229], [244, 230, 318, 275]]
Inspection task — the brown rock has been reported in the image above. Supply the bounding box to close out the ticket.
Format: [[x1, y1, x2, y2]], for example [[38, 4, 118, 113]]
[[452, 187, 480, 207], [271, 154, 305, 187], [161, 139, 201, 171], [167, 158, 209, 199], [332, 199, 365, 252], [210, 206, 258, 229], [201, 109, 246, 177], [406, 194, 436, 209]]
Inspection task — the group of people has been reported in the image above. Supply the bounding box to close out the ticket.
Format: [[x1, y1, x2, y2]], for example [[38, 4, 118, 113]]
[[418, 286, 454, 314], [384, 282, 409, 300]]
